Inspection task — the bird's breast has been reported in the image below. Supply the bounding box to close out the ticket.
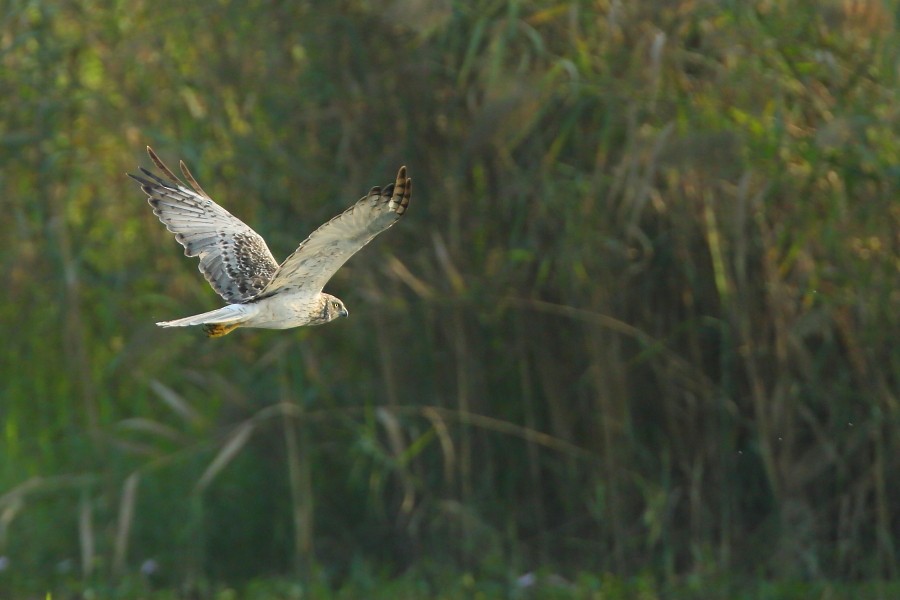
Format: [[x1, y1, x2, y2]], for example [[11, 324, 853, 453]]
[[249, 292, 320, 328]]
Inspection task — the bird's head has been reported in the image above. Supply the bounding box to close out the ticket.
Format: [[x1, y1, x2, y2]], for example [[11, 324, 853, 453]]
[[316, 293, 349, 324]]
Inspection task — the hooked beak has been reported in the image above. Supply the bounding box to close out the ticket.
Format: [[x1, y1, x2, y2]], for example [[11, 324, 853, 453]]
[[340, 307, 349, 318]]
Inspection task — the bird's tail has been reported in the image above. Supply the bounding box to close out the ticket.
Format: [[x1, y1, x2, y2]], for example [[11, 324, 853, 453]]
[[156, 304, 258, 338]]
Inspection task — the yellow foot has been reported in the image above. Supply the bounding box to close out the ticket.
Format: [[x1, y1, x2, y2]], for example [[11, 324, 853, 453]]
[[203, 323, 240, 338]]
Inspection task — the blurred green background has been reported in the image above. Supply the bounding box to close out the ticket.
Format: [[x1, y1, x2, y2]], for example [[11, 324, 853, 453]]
[[1, 0, 899, 597]]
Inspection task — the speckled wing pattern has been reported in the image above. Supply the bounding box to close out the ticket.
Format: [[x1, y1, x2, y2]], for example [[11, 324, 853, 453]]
[[129, 147, 279, 303], [257, 167, 412, 298]]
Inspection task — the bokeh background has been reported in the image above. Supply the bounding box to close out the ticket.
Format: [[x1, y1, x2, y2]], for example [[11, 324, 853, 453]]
[[2, 0, 899, 597]]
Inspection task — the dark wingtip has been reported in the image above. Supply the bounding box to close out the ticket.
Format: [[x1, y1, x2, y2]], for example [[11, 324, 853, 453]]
[[127, 171, 152, 186]]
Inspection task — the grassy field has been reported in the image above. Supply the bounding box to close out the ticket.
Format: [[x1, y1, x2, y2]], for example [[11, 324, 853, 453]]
[[1, 0, 898, 597], [28, 574, 900, 600]]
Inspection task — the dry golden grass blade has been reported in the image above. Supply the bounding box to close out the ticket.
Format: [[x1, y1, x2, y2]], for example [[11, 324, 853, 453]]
[[278, 354, 315, 575], [415, 406, 593, 459], [702, 189, 732, 304], [194, 421, 256, 493], [281, 410, 313, 574], [252, 402, 595, 460], [78, 491, 95, 577], [432, 232, 466, 294], [116, 417, 188, 443], [384, 254, 435, 299], [0, 475, 96, 510], [377, 407, 416, 516], [422, 407, 456, 487], [0, 494, 22, 549], [113, 472, 140, 577], [149, 379, 203, 426]]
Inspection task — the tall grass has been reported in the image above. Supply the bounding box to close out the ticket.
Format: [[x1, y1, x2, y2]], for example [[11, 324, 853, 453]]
[[1, 0, 898, 594]]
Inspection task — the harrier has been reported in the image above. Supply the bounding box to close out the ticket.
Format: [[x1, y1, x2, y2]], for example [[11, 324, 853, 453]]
[[129, 147, 411, 337]]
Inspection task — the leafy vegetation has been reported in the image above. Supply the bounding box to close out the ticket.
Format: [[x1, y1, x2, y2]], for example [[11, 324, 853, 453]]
[[1, 0, 898, 597]]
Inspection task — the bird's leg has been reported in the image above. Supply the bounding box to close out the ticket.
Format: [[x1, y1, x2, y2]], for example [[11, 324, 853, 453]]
[[202, 323, 240, 338]]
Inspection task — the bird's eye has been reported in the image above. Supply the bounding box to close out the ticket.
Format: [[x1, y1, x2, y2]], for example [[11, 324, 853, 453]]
[[332, 301, 339, 309]]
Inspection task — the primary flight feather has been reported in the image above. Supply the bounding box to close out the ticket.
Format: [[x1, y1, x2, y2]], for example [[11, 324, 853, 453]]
[[129, 146, 411, 337]]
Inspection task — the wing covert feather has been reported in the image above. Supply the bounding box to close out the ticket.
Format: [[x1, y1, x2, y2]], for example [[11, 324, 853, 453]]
[[128, 147, 278, 303], [259, 167, 411, 297]]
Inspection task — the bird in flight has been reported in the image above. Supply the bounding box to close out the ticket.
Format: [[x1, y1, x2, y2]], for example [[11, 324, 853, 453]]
[[129, 147, 411, 337]]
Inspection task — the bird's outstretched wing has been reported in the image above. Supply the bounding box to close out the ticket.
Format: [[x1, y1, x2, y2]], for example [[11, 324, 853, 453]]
[[129, 147, 279, 303], [257, 167, 412, 298]]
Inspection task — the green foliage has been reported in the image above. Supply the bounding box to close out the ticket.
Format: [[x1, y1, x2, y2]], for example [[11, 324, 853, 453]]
[[1, 0, 899, 596], [22, 573, 900, 600]]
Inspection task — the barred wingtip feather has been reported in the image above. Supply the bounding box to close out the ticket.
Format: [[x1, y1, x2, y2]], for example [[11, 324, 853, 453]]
[[256, 165, 413, 297]]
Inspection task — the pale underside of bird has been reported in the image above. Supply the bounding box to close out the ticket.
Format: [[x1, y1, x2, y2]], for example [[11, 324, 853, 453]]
[[128, 147, 411, 337]]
